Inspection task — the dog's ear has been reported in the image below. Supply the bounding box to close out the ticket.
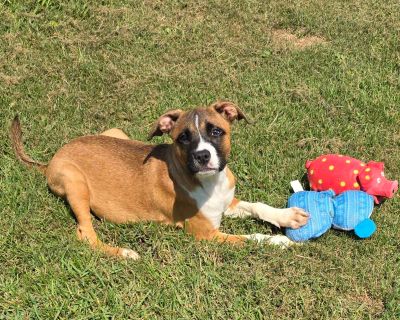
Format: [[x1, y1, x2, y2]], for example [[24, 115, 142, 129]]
[[211, 101, 249, 123], [148, 109, 183, 140]]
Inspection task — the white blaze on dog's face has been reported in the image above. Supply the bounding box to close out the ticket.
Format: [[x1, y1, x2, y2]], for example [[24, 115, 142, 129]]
[[193, 114, 220, 176], [148, 101, 247, 177]]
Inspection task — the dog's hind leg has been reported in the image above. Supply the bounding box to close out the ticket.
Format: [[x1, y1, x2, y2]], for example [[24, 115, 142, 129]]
[[48, 163, 139, 259], [192, 228, 296, 248], [213, 231, 296, 248], [100, 128, 130, 140], [185, 214, 295, 248]]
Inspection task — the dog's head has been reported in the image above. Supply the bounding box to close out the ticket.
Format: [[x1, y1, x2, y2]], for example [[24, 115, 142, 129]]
[[149, 101, 248, 177]]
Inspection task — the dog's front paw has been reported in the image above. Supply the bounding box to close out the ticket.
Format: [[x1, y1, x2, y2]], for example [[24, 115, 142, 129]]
[[120, 248, 140, 260], [280, 207, 309, 229]]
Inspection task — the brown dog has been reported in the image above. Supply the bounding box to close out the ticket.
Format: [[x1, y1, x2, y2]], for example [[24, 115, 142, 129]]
[[11, 101, 308, 259]]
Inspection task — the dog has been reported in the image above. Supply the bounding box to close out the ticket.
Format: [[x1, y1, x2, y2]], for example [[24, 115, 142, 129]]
[[11, 101, 308, 259]]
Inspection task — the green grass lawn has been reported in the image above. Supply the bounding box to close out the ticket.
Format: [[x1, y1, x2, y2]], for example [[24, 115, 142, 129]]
[[1, 0, 399, 318]]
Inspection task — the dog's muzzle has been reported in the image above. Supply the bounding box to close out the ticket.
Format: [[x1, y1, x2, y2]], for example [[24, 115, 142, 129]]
[[189, 149, 218, 174]]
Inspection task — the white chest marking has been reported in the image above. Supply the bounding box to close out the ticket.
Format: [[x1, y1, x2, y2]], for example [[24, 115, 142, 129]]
[[188, 168, 234, 229]]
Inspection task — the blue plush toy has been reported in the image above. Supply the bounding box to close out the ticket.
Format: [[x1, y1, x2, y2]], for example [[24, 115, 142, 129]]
[[286, 182, 376, 242]]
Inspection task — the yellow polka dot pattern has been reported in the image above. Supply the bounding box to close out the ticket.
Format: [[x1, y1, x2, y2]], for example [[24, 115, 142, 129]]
[[309, 156, 369, 193]]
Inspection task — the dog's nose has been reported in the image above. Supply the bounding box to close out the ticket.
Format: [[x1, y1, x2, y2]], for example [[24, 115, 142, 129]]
[[193, 150, 211, 165]]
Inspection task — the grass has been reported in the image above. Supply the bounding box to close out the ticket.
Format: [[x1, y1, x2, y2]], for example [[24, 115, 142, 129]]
[[1, 0, 399, 318]]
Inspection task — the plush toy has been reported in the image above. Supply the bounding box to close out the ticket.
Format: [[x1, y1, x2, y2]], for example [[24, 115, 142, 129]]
[[285, 188, 376, 241], [306, 154, 398, 204]]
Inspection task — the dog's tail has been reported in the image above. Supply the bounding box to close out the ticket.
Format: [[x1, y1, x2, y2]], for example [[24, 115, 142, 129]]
[[10, 115, 47, 174]]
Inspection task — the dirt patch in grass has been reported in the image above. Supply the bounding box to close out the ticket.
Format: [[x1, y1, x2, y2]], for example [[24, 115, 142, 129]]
[[94, 5, 130, 15], [346, 293, 385, 316], [271, 29, 327, 50], [0, 74, 23, 86]]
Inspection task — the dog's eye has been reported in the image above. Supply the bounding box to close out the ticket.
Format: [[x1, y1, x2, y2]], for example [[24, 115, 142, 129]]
[[211, 127, 223, 137], [178, 132, 190, 144]]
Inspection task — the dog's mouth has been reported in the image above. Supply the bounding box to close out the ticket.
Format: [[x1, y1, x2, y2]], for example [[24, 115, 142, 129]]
[[196, 167, 218, 176], [187, 155, 226, 176], [188, 162, 219, 176]]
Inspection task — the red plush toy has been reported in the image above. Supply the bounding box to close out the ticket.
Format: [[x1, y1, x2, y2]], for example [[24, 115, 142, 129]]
[[306, 154, 398, 204]]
